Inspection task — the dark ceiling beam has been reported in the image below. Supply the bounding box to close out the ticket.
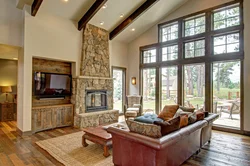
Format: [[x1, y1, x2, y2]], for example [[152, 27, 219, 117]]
[[31, 0, 43, 16], [78, 0, 108, 31], [109, 0, 159, 40]]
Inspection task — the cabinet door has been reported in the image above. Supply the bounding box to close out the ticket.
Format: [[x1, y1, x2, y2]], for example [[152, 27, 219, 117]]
[[55, 107, 63, 127], [32, 109, 44, 132], [43, 108, 54, 129], [60, 106, 73, 126]]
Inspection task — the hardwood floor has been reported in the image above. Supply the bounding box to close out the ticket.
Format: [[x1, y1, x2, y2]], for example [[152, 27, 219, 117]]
[[0, 121, 249, 166]]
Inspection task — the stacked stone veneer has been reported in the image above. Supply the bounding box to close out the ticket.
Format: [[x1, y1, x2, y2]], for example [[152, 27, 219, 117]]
[[80, 24, 110, 77], [72, 24, 118, 128]]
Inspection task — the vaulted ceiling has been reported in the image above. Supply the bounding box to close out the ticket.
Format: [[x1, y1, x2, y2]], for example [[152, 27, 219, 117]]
[[17, 0, 188, 43]]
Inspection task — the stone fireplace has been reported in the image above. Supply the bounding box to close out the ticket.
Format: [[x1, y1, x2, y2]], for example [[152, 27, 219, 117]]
[[72, 24, 119, 128]]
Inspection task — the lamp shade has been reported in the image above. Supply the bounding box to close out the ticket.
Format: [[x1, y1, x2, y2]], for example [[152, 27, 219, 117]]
[[1, 86, 12, 93]]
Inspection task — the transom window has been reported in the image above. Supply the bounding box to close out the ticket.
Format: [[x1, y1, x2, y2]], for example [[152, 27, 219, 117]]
[[160, 22, 178, 42], [184, 15, 205, 37], [143, 49, 156, 63], [213, 5, 240, 30], [185, 39, 205, 58], [162, 45, 178, 61], [213, 33, 239, 55]]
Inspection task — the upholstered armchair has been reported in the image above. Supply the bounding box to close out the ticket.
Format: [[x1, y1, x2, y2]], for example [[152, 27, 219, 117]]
[[124, 95, 143, 120]]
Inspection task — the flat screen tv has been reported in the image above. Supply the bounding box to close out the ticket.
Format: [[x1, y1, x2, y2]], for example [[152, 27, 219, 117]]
[[34, 72, 72, 98]]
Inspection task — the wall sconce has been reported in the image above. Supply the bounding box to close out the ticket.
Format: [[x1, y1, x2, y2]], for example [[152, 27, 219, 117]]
[[131, 77, 136, 85]]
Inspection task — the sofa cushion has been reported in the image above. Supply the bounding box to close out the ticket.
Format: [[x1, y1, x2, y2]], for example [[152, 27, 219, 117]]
[[179, 106, 195, 113], [154, 116, 180, 136], [125, 111, 137, 117], [188, 112, 197, 124], [180, 115, 189, 128], [134, 114, 163, 124], [158, 105, 179, 121], [127, 107, 140, 113], [174, 108, 192, 118], [126, 120, 162, 138]]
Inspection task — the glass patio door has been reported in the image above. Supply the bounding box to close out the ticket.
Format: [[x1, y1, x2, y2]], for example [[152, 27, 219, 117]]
[[112, 67, 126, 114], [212, 61, 241, 129]]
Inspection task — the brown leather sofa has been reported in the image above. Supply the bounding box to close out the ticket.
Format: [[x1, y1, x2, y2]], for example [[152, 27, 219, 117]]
[[107, 114, 219, 166]]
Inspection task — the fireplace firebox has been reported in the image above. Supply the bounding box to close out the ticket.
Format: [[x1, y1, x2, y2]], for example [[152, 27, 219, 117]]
[[86, 90, 108, 112]]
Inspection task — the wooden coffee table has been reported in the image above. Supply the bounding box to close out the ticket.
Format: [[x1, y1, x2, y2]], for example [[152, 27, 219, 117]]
[[82, 126, 112, 157]]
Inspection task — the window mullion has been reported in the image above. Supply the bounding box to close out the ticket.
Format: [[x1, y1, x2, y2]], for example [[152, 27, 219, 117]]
[[178, 19, 183, 105], [155, 67, 160, 114]]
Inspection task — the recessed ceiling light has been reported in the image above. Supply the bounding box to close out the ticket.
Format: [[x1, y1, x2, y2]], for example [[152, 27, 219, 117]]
[[13, 58, 18, 60], [120, 14, 124, 18], [63, 0, 68, 2], [102, 4, 107, 9], [131, 28, 135, 31], [100, 21, 104, 25]]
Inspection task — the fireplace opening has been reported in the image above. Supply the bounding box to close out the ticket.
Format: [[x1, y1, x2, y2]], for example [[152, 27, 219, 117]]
[[86, 90, 108, 112]]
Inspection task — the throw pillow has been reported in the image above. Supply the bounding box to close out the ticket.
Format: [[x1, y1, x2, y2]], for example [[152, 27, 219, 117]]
[[179, 115, 189, 128], [158, 105, 179, 121], [197, 107, 209, 117], [154, 116, 180, 136], [188, 112, 197, 124], [126, 120, 162, 138], [174, 108, 192, 118], [179, 106, 195, 113], [196, 110, 205, 121]]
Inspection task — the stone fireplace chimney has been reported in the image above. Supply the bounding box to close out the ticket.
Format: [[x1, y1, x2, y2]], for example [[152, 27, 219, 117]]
[[72, 24, 116, 128]]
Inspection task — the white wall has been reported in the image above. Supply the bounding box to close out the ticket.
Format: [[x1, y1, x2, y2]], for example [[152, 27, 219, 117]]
[[109, 40, 129, 94], [17, 8, 82, 132], [0, 0, 23, 47], [127, 0, 250, 131]]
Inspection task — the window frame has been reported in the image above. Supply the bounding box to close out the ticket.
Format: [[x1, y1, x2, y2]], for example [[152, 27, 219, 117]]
[[140, 0, 244, 132]]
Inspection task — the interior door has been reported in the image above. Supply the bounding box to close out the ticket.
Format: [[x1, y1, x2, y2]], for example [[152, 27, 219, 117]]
[[112, 67, 126, 114]]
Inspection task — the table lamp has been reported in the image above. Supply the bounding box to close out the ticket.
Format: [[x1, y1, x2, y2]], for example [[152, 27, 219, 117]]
[[1, 86, 12, 102]]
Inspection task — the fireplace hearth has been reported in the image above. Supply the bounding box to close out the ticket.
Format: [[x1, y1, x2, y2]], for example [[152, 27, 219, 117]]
[[86, 90, 108, 113]]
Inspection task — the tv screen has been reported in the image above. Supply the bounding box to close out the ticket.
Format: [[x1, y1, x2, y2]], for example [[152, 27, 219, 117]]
[[34, 72, 72, 97]]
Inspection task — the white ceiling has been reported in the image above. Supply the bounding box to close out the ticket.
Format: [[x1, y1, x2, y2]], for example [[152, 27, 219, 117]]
[[0, 44, 19, 60], [31, 0, 188, 43]]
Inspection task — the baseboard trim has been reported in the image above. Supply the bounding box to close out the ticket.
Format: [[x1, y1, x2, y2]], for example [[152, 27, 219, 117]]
[[16, 127, 33, 137], [244, 131, 250, 136]]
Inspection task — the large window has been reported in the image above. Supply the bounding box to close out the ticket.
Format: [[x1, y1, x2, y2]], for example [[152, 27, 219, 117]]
[[142, 68, 156, 112], [185, 39, 205, 58], [160, 22, 178, 42], [185, 15, 205, 36], [161, 66, 178, 109], [213, 5, 240, 30], [141, 1, 243, 131], [142, 49, 156, 63], [184, 64, 205, 109], [162, 45, 178, 61], [213, 33, 240, 54]]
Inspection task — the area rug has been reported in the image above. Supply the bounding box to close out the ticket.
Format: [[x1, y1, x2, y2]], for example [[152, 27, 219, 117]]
[[36, 132, 113, 166]]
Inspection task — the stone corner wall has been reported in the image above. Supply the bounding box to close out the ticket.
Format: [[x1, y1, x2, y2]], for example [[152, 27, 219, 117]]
[[80, 24, 110, 77]]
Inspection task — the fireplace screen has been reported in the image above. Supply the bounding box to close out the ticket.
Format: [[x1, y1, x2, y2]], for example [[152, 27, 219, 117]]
[[86, 90, 108, 112]]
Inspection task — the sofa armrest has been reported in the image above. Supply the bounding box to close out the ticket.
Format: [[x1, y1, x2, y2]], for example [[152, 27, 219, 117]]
[[204, 113, 219, 124]]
